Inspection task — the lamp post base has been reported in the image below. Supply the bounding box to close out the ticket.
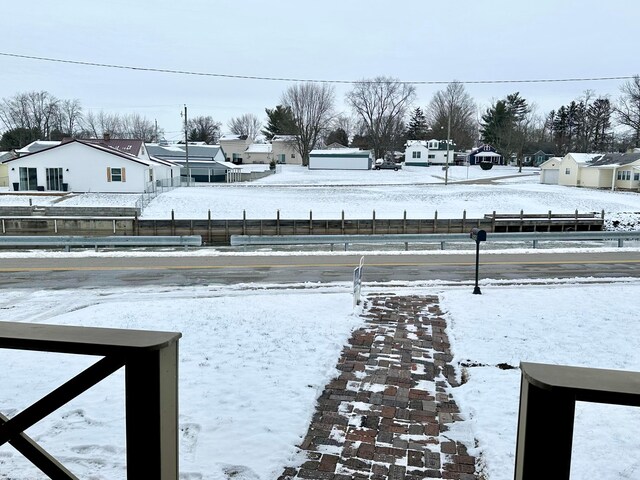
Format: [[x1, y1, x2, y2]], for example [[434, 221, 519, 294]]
[[473, 286, 482, 295]]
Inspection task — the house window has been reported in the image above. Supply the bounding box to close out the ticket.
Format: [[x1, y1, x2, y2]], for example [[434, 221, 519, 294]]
[[291, 153, 296, 158], [46, 168, 63, 191], [625, 171, 631, 180], [149, 169, 154, 182], [565, 168, 571, 175], [634, 173, 639, 181], [278, 154, 286, 164], [19, 167, 38, 191], [428, 154, 435, 159], [617, 171, 622, 180], [107, 167, 126, 182], [412, 151, 421, 159]]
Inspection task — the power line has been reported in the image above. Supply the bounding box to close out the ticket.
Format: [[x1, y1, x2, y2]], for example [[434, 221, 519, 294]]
[[0, 51, 636, 86]]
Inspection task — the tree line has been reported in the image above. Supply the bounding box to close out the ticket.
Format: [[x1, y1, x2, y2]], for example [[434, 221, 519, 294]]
[[2, 75, 640, 166]]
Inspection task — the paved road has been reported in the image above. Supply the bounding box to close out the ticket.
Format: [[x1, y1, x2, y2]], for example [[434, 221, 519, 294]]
[[0, 250, 638, 288]]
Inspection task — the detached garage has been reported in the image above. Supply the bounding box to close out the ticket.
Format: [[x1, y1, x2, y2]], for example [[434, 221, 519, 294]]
[[539, 157, 562, 185], [308, 148, 372, 170]]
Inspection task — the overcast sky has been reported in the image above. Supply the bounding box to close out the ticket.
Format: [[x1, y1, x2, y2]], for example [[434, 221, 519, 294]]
[[2, 0, 637, 141]]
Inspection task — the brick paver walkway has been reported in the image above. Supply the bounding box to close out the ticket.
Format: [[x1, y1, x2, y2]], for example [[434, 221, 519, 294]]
[[279, 294, 479, 480]]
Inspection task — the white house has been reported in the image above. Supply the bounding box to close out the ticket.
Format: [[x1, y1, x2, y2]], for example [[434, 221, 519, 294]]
[[308, 148, 372, 170], [5, 139, 181, 193], [541, 152, 640, 191], [538, 157, 562, 184], [404, 139, 454, 166], [271, 135, 300, 165], [557, 153, 603, 187]]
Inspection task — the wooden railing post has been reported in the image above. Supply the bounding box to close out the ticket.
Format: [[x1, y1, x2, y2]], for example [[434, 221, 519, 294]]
[[125, 342, 179, 480], [0, 322, 181, 480]]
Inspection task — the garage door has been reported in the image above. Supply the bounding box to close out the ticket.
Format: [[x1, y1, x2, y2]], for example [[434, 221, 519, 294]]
[[542, 169, 559, 184]]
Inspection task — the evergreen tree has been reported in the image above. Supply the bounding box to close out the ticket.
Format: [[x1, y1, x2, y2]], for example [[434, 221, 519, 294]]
[[261, 105, 297, 140], [480, 92, 531, 167], [588, 98, 612, 152], [325, 128, 349, 147], [406, 107, 428, 140], [0, 127, 41, 150]]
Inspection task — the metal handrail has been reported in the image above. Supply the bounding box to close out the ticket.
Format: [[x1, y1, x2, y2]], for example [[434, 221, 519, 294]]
[[0, 235, 202, 251], [230, 231, 640, 250]]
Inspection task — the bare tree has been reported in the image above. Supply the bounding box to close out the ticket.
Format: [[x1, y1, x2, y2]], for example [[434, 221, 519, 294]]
[[615, 75, 640, 148], [57, 99, 83, 136], [425, 81, 477, 150], [346, 76, 416, 159], [0, 91, 61, 139], [121, 113, 158, 141], [281, 82, 335, 166], [80, 111, 123, 138], [227, 113, 262, 141]]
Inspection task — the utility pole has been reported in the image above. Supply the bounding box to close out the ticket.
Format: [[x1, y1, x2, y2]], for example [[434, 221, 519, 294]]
[[183, 104, 190, 187], [445, 104, 451, 186]]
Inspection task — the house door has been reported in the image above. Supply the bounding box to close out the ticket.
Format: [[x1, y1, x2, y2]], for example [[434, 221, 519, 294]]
[[46, 168, 63, 191], [19, 167, 38, 191]]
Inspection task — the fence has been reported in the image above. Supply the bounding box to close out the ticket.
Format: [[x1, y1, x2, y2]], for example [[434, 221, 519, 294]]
[[137, 177, 181, 210], [0, 210, 606, 246], [0, 322, 181, 479]]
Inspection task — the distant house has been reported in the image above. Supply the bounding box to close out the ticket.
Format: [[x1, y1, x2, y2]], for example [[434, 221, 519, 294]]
[[467, 144, 504, 165], [308, 148, 373, 170], [270, 135, 300, 165], [4, 139, 181, 193], [542, 152, 640, 191], [404, 139, 455, 166], [146, 143, 232, 183], [219, 134, 252, 164], [219, 134, 301, 165], [0, 151, 16, 187], [245, 143, 272, 164], [15, 140, 62, 156], [523, 150, 554, 167]]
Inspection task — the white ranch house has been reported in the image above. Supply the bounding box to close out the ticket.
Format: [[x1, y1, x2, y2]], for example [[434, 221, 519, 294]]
[[4, 139, 181, 193], [540, 152, 640, 190]]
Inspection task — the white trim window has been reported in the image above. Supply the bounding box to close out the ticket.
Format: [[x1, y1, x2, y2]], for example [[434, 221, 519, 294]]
[[412, 151, 421, 159], [107, 167, 126, 182]]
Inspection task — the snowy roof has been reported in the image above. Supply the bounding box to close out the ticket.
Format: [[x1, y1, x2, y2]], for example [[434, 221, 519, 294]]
[[566, 153, 603, 164], [220, 134, 248, 141], [475, 151, 502, 158], [68, 137, 144, 155], [587, 152, 640, 167], [310, 148, 368, 156], [246, 143, 272, 153], [146, 143, 223, 161], [7, 139, 178, 168], [272, 135, 297, 142], [16, 140, 61, 154]]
